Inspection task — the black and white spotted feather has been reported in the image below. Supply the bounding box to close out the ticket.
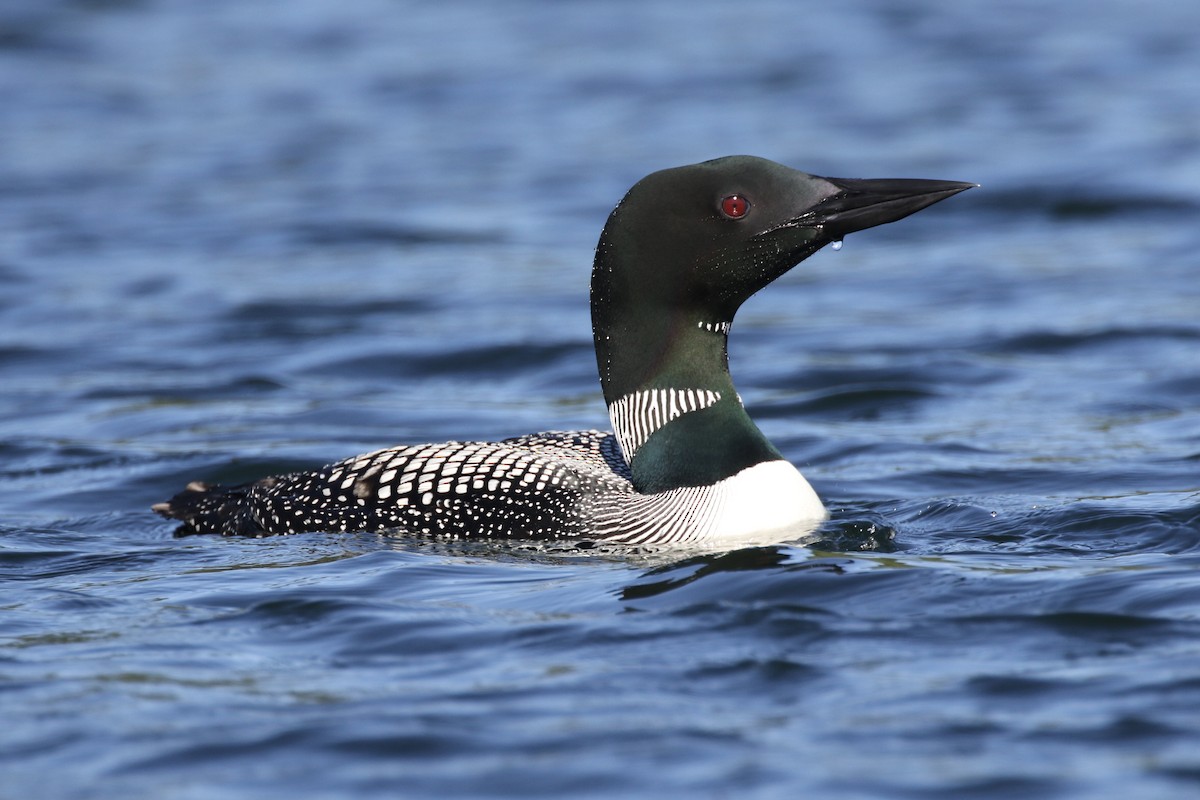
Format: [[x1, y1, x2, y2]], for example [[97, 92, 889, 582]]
[[157, 386, 825, 544], [159, 430, 631, 540]]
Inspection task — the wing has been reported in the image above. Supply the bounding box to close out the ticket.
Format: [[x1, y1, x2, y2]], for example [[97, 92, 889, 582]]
[[156, 431, 634, 538]]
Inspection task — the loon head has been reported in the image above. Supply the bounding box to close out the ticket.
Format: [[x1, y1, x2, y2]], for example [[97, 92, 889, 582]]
[[591, 155, 974, 404], [589, 156, 973, 492]]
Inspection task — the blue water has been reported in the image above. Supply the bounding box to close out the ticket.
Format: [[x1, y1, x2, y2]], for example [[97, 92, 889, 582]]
[[3, 0, 1200, 797]]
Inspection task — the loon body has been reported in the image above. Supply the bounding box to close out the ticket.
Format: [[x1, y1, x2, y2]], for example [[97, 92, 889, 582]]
[[155, 156, 972, 544]]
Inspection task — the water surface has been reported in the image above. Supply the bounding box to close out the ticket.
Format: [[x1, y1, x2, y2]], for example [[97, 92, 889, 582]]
[[2, 1, 1199, 797]]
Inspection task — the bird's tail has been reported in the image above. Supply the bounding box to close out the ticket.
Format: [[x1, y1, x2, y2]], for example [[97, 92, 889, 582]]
[[152, 480, 268, 537]]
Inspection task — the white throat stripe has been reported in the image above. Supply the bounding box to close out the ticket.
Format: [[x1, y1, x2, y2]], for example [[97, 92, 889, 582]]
[[608, 387, 722, 463]]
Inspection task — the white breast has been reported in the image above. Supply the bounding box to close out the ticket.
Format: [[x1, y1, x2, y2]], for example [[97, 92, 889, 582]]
[[698, 460, 827, 545], [589, 459, 827, 548]]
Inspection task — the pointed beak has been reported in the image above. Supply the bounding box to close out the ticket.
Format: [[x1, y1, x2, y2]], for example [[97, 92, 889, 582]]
[[808, 177, 976, 240]]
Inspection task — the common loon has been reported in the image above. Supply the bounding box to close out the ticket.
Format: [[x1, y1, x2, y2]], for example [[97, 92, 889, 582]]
[[154, 156, 972, 544]]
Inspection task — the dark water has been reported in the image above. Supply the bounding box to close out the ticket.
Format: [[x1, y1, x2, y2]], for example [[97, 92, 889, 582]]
[[3, 0, 1199, 797]]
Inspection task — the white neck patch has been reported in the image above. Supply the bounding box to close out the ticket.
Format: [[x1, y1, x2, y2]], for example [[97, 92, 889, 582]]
[[607, 387, 722, 464]]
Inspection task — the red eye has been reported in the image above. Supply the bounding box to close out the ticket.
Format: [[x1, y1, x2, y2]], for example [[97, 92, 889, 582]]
[[720, 194, 750, 219]]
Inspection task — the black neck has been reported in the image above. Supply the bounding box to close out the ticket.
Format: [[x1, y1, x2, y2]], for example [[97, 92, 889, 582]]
[[591, 261, 781, 492]]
